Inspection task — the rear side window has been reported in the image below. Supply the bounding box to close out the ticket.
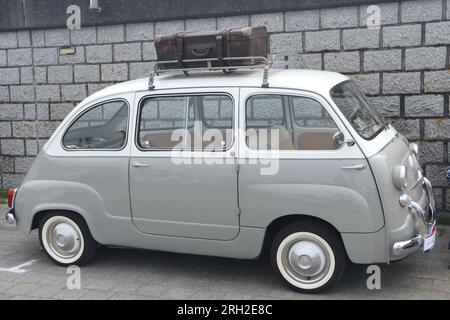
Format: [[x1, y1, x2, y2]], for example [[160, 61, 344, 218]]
[[138, 94, 233, 151], [63, 100, 129, 150]]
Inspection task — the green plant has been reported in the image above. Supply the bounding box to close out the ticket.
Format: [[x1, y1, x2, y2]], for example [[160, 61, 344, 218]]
[[0, 190, 7, 205]]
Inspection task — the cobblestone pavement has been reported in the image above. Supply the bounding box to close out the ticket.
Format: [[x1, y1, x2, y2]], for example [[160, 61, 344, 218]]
[[0, 205, 449, 300]]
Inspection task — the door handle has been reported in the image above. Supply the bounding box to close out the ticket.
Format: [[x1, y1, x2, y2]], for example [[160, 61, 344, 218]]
[[341, 164, 366, 170], [132, 162, 150, 167]]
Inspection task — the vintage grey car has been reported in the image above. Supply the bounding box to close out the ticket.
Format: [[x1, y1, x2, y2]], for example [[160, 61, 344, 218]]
[[6, 67, 437, 293]]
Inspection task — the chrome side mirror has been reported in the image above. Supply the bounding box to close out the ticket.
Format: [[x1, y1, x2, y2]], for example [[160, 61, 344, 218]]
[[332, 131, 344, 149]]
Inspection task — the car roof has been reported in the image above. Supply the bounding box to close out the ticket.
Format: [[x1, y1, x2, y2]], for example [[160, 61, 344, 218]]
[[83, 69, 349, 105]]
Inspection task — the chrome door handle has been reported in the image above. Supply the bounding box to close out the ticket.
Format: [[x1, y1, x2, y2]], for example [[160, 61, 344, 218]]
[[341, 164, 366, 170], [132, 162, 150, 167]]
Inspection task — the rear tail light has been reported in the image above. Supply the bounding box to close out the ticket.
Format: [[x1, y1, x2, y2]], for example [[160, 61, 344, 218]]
[[7, 188, 16, 208]]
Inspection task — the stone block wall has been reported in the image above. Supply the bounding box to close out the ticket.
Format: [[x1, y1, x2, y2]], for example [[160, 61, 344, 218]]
[[0, 0, 450, 213]]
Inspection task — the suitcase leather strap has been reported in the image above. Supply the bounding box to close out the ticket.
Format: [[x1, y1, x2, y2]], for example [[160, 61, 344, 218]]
[[175, 32, 185, 68]]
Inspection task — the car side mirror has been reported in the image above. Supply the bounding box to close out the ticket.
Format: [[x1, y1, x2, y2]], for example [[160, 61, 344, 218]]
[[332, 131, 344, 149]]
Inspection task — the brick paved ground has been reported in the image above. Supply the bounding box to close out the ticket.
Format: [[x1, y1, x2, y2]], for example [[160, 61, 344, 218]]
[[0, 204, 449, 300]]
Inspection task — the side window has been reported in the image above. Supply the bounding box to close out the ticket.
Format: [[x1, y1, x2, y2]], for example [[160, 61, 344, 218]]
[[291, 97, 341, 150], [63, 100, 128, 150], [138, 95, 233, 151], [245, 95, 341, 151]]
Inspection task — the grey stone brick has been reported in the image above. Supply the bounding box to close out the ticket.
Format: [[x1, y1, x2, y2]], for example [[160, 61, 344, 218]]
[[424, 118, 450, 139], [448, 0, 450, 19], [286, 54, 322, 70], [33, 48, 58, 65], [58, 46, 85, 64], [1, 139, 24, 156], [45, 29, 70, 46], [9, 85, 34, 102], [0, 104, 23, 120], [143, 42, 157, 61], [31, 30, 45, 47], [0, 122, 11, 137], [364, 49, 401, 71], [401, 0, 442, 23], [34, 67, 47, 84], [86, 45, 112, 63], [383, 72, 421, 94], [419, 141, 444, 163], [0, 156, 14, 172], [424, 71, 450, 92], [25, 139, 38, 156], [61, 84, 87, 101], [101, 64, 128, 82], [405, 47, 447, 70], [88, 83, 112, 95], [155, 20, 185, 36], [185, 18, 216, 32], [360, 2, 399, 26], [0, 68, 20, 85], [36, 85, 60, 102], [324, 51, 360, 73], [50, 103, 75, 120], [74, 65, 99, 83], [24, 103, 49, 120], [270, 33, 302, 54], [130, 62, 155, 79], [305, 30, 340, 52], [114, 43, 141, 62], [126, 22, 154, 41], [425, 165, 448, 187], [38, 121, 59, 138], [425, 21, 450, 45], [433, 188, 443, 210], [391, 119, 420, 140], [2, 173, 24, 188], [382, 24, 422, 47], [7, 48, 32, 66], [70, 27, 96, 45], [48, 66, 73, 84], [17, 31, 31, 47], [217, 16, 249, 29], [349, 73, 380, 95], [0, 32, 17, 49], [97, 25, 125, 44], [343, 28, 379, 50], [251, 13, 284, 32], [321, 6, 358, 28], [0, 50, 6, 66], [285, 10, 320, 31], [0, 86, 9, 102], [405, 94, 444, 117], [368, 95, 400, 117], [20, 67, 33, 84], [12, 121, 36, 138], [14, 157, 34, 173]]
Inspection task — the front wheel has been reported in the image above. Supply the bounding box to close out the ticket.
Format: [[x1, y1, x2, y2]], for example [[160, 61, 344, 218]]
[[271, 221, 346, 293], [39, 212, 99, 266]]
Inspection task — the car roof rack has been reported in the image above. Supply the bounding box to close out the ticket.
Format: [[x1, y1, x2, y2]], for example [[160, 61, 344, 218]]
[[148, 56, 273, 91]]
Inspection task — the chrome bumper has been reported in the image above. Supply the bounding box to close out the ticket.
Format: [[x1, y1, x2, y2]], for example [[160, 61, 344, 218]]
[[5, 209, 16, 225], [393, 177, 436, 257]]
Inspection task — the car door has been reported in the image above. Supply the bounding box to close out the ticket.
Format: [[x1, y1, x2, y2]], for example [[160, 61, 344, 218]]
[[237, 88, 385, 233], [129, 88, 240, 240]]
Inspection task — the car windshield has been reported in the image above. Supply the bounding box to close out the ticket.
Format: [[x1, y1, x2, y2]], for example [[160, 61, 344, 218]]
[[330, 81, 386, 139]]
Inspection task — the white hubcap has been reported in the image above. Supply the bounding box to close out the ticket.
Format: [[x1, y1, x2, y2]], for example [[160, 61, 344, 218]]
[[42, 216, 84, 264], [277, 232, 335, 290]]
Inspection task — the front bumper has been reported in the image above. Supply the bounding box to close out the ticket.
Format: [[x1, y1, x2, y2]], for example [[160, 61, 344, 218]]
[[5, 209, 16, 225], [392, 177, 436, 256]]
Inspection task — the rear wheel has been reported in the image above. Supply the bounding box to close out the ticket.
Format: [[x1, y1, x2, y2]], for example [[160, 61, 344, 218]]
[[270, 221, 346, 293], [38, 212, 99, 266]]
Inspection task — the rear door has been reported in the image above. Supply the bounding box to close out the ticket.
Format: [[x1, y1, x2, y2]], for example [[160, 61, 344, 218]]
[[129, 88, 240, 240]]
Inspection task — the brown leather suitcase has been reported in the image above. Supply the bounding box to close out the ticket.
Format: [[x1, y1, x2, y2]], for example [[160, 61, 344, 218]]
[[154, 26, 268, 70]]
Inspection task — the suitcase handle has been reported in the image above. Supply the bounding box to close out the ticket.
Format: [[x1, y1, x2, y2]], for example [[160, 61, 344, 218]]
[[191, 46, 211, 57]]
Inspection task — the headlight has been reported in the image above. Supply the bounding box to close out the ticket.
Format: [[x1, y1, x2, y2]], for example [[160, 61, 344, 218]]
[[392, 165, 408, 190]]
